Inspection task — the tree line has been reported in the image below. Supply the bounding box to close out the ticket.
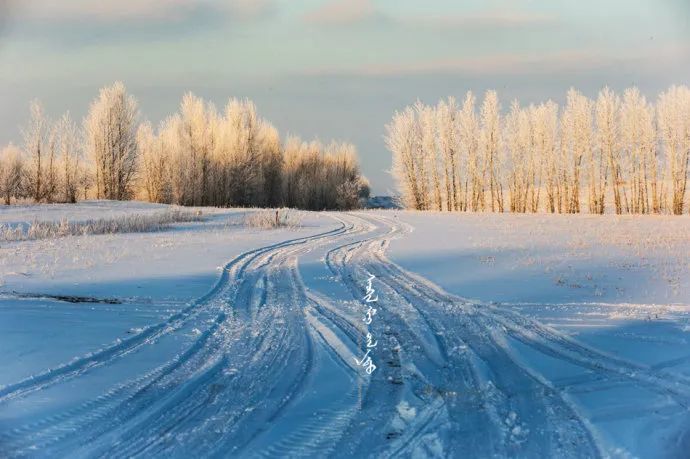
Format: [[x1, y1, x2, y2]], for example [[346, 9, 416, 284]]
[[387, 85, 690, 215], [0, 82, 369, 210]]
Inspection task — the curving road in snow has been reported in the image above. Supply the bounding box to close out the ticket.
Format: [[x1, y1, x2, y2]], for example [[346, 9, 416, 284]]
[[1, 212, 689, 457]]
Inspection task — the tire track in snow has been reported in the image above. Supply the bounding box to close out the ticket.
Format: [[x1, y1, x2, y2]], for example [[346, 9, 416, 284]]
[[0, 219, 366, 456], [365, 218, 690, 409], [0, 222, 348, 406], [7, 209, 676, 457], [474, 306, 690, 406], [100, 218, 370, 458], [327, 212, 602, 458], [217, 216, 377, 458], [352, 212, 690, 457], [323, 213, 457, 457]]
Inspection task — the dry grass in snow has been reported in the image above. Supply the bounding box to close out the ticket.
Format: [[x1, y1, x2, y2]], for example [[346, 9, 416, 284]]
[[0, 209, 204, 242], [244, 209, 303, 229]]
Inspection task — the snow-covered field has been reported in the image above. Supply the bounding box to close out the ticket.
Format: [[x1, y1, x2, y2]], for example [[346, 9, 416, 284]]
[[0, 202, 688, 458]]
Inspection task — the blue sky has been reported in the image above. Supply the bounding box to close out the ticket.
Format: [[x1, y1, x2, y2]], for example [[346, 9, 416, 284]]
[[1, 0, 689, 193]]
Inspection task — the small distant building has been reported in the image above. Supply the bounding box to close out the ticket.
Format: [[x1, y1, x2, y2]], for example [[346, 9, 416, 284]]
[[365, 196, 403, 210]]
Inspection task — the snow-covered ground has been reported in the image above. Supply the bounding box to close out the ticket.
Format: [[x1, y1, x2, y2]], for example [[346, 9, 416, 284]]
[[0, 202, 688, 457], [386, 211, 690, 458]]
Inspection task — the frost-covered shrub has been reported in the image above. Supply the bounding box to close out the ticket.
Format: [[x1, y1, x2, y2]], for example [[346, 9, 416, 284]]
[[244, 209, 303, 229]]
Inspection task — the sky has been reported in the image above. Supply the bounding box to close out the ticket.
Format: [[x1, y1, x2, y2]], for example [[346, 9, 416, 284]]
[[0, 0, 689, 194]]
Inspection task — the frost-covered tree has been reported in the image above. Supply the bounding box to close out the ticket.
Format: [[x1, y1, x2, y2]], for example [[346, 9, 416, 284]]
[[137, 121, 173, 203], [527, 102, 556, 212], [55, 113, 82, 203], [281, 138, 364, 210], [418, 103, 442, 211], [531, 101, 559, 213], [132, 92, 363, 210], [458, 92, 482, 211], [387, 107, 426, 210], [480, 91, 503, 212], [505, 100, 531, 212], [0, 144, 25, 205], [657, 85, 690, 215], [595, 88, 620, 214], [560, 89, 592, 214], [84, 82, 140, 200], [9, 86, 366, 210], [281, 136, 305, 208], [217, 98, 264, 206], [22, 100, 51, 202], [168, 93, 215, 206], [436, 97, 460, 211], [326, 141, 365, 209], [386, 85, 689, 215], [256, 122, 283, 208], [621, 88, 657, 214]]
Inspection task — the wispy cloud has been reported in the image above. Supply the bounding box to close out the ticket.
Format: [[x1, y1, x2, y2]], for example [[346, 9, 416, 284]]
[[304, 45, 690, 77], [6, 0, 273, 24], [400, 11, 559, 29], [0, 0, 275, 45], [302, 0, 379, 26], [302, 1, 557, 30]]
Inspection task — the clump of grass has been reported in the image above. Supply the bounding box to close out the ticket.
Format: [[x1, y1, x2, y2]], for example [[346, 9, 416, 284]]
[[0, 209, 204, 242], [244, 209, 303, 229]]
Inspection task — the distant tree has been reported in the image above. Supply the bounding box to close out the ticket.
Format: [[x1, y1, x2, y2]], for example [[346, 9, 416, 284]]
[[175, 93, 213, 206], [386, 84, 689, 216], [386, 107, 426, 210], [411, 102, 431, 210], [620, 88, 657, 214], [280, 138, 364, 210], [532, 101, 559, 213], [526, 102, 554, 212], [571, 91, 601, 215], [55, 113, 82, 203], [418, 104, 442, 211], [505, 100, 531, 212], [23, 100, 50, 202], [595, 87, 620, 214], [0, 144, 25, 204], [8, 86, 367, 210], [436, 97, 460, 211], [84, 82, 140, 200], [560, 88, 591, 214], [216, 98, 265, 206], [137, 121, 173, 203], [480, 91, 503, 212], [256, 123, 283, 207], [458, 92, 482, 211], [657, 85, 690, 215], [281, 136, 304, 208]]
